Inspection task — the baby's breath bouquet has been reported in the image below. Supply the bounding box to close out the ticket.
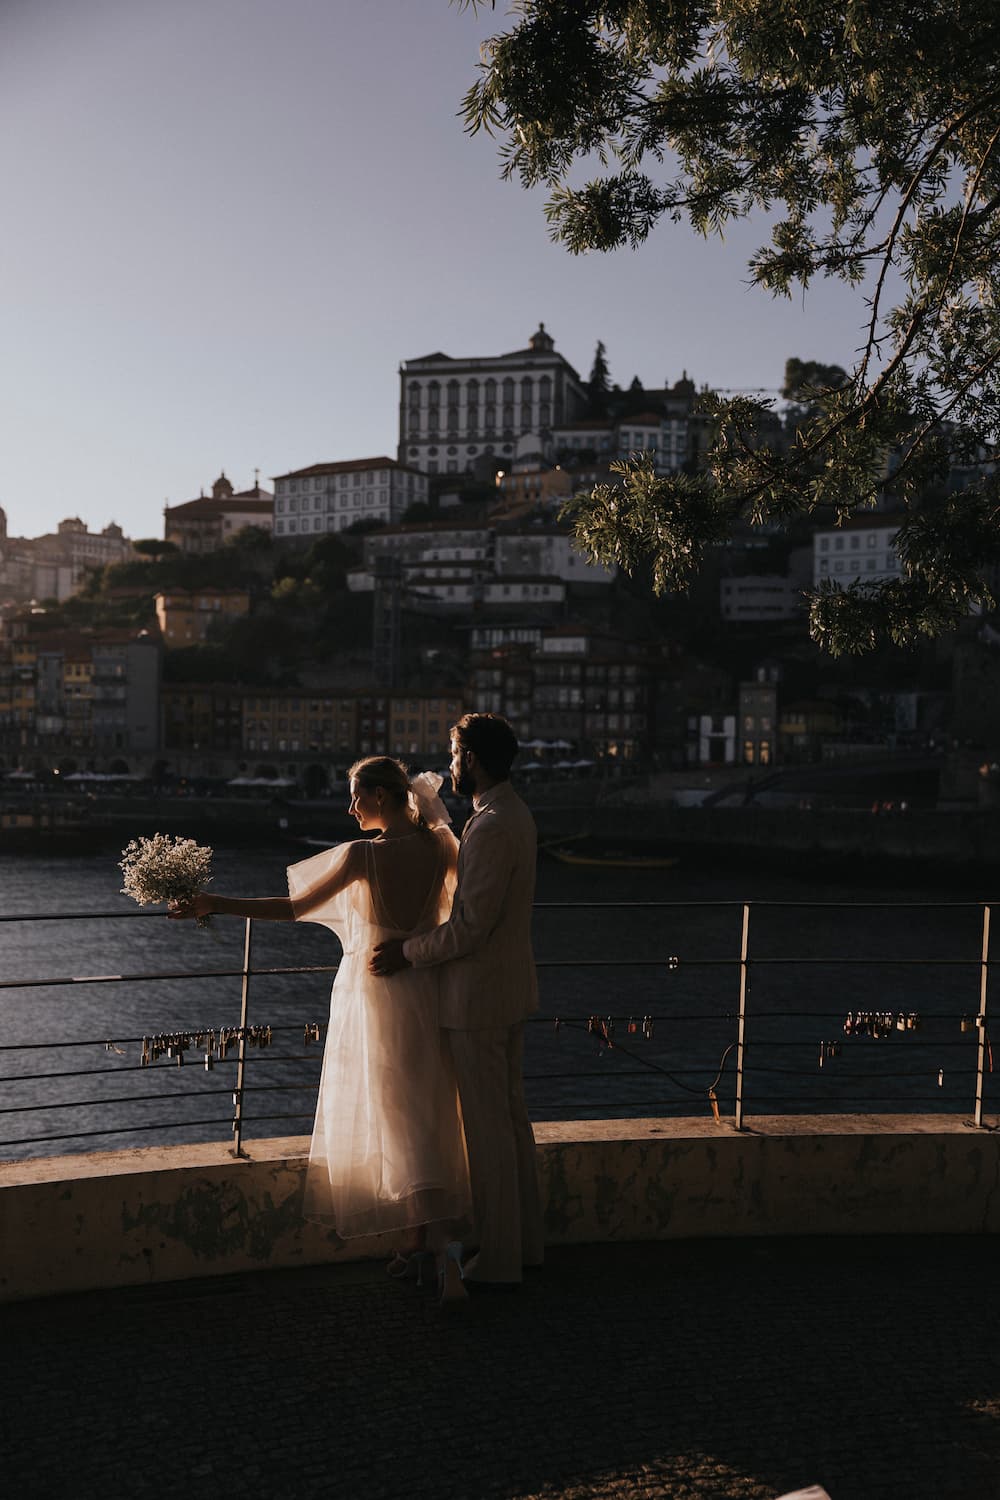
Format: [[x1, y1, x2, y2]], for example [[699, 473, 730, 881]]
[[120, 833, 214, 927]]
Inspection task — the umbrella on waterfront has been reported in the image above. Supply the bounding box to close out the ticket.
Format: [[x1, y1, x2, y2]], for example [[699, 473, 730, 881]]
[[551, 738, 574, 750], [520, 760, 544, 770], [521, 738, 548, 751], [573, 759, 595, 768]]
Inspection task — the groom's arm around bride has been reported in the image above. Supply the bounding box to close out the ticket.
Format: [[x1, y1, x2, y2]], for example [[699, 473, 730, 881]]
[[371, 713, 543, 1286]]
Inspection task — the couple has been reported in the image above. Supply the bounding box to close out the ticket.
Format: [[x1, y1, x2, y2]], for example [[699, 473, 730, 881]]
[[172, 712, 543, 1304]]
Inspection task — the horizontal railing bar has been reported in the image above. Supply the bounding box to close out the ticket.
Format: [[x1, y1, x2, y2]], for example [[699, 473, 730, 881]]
[[0, 1024, 334, 1053], [746, 1069, 977, 1081], [0, 965, 342, 992], [241, 1112, 314, 1123], [0, 1063, 232, 1084], [535, 901, 999, 910], [0, 1033, 980, 1072], [3, 955, 995, 993], [0, 911, 168, 923], [740, 1094, 970, 1104], [0, 1087, 236, 1116], [2, 900, 993, 925], [0, 1117, 231, 1148]]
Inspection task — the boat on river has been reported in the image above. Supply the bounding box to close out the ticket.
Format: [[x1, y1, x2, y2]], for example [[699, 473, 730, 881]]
[[542, 836, 679, 870]]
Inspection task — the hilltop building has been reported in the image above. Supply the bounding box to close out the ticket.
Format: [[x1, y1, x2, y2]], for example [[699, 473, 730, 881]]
[[0, 508, 135, 604], [164, 473, 273, 553], [398, 324, 589, 477]]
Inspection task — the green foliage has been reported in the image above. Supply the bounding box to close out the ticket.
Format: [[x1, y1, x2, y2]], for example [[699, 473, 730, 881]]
[[586, 339, 612, 416], [401, 501, 434, 524], [132, 538, 179, 559], [459, 0, 1000, 653]]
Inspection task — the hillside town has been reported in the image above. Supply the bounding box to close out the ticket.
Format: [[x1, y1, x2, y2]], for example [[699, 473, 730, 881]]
[[0, 324, 995, 806]]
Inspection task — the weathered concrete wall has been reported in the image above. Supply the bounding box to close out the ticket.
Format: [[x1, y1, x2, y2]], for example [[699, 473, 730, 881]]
[[3, 1115, 999, 1302]]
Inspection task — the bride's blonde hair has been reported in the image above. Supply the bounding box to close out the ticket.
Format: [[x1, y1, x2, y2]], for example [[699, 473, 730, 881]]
[[348, 756, 428, 831]]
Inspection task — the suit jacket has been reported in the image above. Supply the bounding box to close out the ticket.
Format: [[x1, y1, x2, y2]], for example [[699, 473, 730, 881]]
[[403, 780, 539, 1029]]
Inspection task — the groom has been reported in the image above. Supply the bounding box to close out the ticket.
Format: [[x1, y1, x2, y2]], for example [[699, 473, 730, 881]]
[[370, 712, 543, 1287]]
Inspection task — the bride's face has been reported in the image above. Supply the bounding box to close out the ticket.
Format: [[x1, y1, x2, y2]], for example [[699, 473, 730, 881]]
[[349, 779, 383, 831]]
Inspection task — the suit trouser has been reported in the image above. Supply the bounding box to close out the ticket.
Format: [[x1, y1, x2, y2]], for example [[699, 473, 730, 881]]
[[445, 1022, 543, 1282]]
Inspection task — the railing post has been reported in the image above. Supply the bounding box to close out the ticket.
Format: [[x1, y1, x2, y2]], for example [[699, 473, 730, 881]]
[[231, 916, 253, 1158], [975, 904, 991, 1129], [735, 902, 750, 1131]]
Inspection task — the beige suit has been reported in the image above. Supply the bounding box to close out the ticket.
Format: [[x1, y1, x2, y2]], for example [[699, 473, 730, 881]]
[[403, 781, 543, 1280]]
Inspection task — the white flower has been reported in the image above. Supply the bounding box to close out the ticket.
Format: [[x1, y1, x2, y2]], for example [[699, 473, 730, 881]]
[[120, 834, 213, 924]]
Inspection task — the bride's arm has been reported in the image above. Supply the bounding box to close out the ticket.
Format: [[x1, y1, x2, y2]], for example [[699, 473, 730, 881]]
[[171, 843, 364, 924], [169, 892, 295, 921]]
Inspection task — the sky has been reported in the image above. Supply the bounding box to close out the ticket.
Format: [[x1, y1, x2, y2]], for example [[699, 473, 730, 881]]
[[0, 0, 868, 543]]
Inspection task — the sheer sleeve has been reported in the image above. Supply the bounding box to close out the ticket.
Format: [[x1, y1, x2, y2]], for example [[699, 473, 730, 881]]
[[286, 841, 363, 934]]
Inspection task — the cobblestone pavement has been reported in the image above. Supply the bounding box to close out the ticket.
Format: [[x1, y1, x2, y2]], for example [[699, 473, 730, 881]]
[[2, 1236, 999, 1500]]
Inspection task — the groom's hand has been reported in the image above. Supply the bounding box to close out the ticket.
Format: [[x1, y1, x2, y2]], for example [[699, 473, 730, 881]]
[[370, 940, 410, 976]]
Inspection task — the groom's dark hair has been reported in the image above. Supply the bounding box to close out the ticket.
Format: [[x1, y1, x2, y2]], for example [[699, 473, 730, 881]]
[[452, 712, 519, 780]]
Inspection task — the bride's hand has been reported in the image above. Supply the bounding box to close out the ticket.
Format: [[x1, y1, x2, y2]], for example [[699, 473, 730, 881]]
[[168, 893, 214, 920]]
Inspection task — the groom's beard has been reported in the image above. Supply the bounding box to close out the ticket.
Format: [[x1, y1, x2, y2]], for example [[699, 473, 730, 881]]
[[452, 764, 476, 798]]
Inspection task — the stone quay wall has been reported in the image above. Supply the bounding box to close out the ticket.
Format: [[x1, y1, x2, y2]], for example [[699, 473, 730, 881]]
[[3, 1114, 1000, 1301]]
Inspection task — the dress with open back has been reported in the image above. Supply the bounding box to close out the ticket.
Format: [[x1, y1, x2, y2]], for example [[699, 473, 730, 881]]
[[287, 825, 469, 1238]]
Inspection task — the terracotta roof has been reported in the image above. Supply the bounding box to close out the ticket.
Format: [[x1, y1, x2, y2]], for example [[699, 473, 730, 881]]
[[619, 411, 667, 426], [165, 497, 274, 519], [273, 457, 421, 481]]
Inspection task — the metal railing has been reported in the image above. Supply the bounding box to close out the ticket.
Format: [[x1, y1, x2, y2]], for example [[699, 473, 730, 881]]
[[0, 899, 997, 1160]]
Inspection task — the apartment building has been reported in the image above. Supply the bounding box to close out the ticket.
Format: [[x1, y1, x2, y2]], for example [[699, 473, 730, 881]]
[[812, 514, 902, 587], [272, 458, 425, 540], [387, 695, 464, 760], [154, 588, 251, 647]]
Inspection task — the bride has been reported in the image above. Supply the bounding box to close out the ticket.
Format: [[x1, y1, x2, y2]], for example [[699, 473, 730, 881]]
[[169, 757, 471, 1299]]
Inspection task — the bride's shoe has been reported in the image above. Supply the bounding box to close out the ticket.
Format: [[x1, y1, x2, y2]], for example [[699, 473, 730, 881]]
[[438, 1241, 469, 1308], [387, 1250, 431, 1286]]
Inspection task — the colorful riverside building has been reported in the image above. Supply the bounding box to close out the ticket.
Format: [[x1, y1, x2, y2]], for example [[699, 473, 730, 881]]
[[0, 617, 160, 767]]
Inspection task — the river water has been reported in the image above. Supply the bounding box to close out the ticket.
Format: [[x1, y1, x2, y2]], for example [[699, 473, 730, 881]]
[[2, 841, 999, 1161]]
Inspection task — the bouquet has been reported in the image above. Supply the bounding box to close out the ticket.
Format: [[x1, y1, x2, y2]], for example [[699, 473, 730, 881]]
[[120, 834, 214, 927]]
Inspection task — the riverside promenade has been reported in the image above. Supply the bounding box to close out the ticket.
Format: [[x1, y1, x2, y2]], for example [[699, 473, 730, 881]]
[[4, 1233, 999, 1499]]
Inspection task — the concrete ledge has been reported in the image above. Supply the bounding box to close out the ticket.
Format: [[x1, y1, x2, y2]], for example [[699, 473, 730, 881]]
[[3, 1114, 1000, 1301]]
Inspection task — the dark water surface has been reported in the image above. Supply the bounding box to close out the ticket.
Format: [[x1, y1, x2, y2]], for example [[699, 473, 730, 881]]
[[3, 843, 1000, 1161]]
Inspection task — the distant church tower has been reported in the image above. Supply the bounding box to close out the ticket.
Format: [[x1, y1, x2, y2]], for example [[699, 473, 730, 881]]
[[528, 322, 555, 353], [0, 506, 7, 542]]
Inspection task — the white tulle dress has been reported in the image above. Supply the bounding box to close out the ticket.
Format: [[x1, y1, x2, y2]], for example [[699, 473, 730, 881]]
[[287, 822, 470, 1239]]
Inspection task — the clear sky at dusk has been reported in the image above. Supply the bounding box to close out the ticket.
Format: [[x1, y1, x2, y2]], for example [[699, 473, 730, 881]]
[[1, 0, 867, 543]]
